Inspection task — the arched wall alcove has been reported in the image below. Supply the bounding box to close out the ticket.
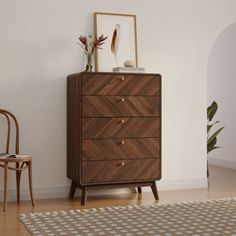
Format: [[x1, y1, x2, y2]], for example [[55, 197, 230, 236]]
[[208, 22, 236, 168]]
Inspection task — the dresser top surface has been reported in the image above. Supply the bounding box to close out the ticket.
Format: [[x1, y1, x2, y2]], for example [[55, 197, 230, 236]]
[[68, 72, 161, 78]]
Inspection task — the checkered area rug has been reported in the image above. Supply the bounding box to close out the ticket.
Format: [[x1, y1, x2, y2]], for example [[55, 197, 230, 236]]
[[19, 198, 236, 236]]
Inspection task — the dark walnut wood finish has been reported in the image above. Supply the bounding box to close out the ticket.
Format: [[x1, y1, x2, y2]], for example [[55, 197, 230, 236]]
[[82, 138, 160, 161], [82, 74, 160, 95], [82, 159, 160, 183], [67, 72, 162, 205], [82, 117, 160, 139], [82, 96, 160, 117]]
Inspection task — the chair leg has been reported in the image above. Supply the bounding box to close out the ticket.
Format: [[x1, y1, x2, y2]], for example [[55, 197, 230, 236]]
[[28, 162, 35, 207], [3, 163, 8, 212], [16, 163, 21, 203]]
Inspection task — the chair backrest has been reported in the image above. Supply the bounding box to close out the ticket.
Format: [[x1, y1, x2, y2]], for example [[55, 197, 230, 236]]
[[0, 109, 19, 154]]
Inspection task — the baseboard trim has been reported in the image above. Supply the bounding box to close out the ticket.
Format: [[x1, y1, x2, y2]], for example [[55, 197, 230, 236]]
[[208, 157, 236, 170], [157, 178, 208, 191], [0, 178, 208, 202]]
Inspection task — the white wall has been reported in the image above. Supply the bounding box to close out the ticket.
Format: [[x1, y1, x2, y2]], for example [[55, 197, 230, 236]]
[[1, 0, 236, 201], [208, 22, 236, 169]]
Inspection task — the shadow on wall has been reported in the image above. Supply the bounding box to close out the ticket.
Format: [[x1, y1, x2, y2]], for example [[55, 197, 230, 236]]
[[207, 22, 236, 167]]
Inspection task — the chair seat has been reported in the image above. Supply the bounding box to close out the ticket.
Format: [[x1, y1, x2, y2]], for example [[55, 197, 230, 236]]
[[0, 154, 32, 162]]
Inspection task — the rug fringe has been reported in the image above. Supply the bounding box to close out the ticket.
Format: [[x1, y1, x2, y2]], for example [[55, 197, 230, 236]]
[[19, 197, 236, 218]]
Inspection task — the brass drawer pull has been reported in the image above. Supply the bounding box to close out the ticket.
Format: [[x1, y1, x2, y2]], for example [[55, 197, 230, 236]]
[[117, 97, 125, 103], [117, 162, 125, 167], [117, 140, 125, 145]]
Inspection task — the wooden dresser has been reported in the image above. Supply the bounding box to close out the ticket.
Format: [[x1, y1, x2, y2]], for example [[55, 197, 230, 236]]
[[67, 72, 161, 205]]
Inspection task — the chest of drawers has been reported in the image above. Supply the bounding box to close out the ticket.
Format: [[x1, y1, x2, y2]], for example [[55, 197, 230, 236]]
[[67, 72, 161, 205]]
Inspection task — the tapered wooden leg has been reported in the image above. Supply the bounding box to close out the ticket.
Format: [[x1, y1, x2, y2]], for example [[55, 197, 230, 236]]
[[151, 181, 159, 200], [137, 187, 142, 193], [69, 181, 77, 198], [28, 162, 35, 207], [16, 162, 21, 203], [3, 163, 8, 212], [81, 186, 88, 205]]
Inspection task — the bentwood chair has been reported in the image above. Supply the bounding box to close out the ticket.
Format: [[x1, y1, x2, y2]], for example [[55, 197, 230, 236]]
[[0, 109, 35, 211]]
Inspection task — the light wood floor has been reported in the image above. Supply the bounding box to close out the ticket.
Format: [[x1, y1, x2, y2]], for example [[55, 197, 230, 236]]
[[0, 165, 236, 235]]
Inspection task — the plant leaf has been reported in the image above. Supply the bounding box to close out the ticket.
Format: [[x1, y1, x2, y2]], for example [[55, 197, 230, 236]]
[[207, 137, 217, 153], [207, 121, 219, 133], [207, 101, 218, 121], [207, 137, 217, 149], [207, 146, 220, 153], [207, 127, 224, 145], [207, 125, 212, 134]]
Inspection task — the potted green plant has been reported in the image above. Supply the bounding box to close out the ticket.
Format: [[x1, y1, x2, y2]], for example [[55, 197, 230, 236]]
[[207, 101, 224, 177]]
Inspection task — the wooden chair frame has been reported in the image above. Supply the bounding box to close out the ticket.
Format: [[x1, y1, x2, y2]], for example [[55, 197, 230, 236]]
[[0, 109, 35, 211]]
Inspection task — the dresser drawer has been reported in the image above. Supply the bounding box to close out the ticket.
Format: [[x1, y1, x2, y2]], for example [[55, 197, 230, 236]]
[[82, 159, 160, 183], [82, 74, 161, 95], [82, 138, 160, 161], [82, 96, 160, 117], [82, 117, 160, 139]]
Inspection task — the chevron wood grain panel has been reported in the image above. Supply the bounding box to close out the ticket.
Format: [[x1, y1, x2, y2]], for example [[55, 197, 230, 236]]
[[82, 96, 160, 117], [82, 138, 160, 161], [82, 74, 161, 95], [82, 117, 160, 139], [82, 159, 160, 183]]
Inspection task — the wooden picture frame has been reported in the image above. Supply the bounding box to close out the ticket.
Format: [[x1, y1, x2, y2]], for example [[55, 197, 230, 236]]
[[94, 12, 138, 72]]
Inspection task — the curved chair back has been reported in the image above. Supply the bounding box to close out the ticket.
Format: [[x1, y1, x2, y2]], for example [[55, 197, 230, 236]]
[[0, 109, 19, 154]]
